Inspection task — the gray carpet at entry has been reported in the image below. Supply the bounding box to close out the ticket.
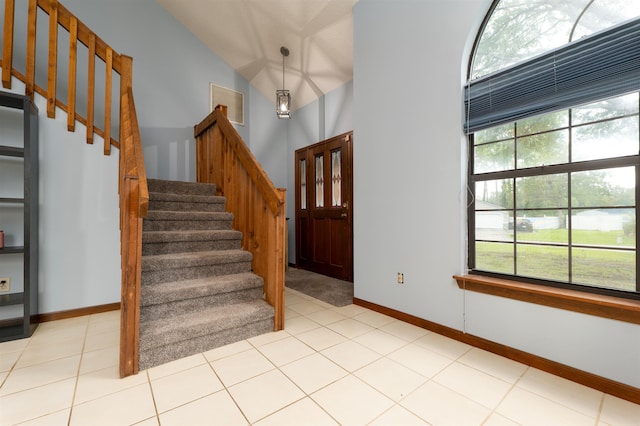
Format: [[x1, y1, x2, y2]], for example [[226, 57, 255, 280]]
[[286, 267, 353, 307]]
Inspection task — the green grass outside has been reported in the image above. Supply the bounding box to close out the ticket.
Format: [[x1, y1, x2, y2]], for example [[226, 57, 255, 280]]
[[476, 240, 636, 292]]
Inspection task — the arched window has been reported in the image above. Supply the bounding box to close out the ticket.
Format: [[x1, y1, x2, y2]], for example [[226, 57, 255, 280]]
[[465, 0, 640, 298]]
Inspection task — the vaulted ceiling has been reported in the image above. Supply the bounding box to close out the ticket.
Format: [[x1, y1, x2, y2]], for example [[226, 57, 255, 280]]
[[156, 0, 357, 111]]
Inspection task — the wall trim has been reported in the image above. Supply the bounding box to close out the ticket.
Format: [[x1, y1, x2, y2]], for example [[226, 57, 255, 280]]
[[353, 297, 640, 405], [37, 302, 120, 323]]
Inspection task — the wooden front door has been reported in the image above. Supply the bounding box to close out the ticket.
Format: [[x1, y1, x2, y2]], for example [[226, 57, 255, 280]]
[[295, 132, 353, 281]]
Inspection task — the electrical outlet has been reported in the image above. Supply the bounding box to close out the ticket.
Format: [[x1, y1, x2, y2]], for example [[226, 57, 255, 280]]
[[397, 272, 404, 284], [0, 277, 10, 292]]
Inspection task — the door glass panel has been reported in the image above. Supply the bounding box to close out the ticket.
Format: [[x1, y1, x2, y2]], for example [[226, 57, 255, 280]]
[[331, 150, 342, 207], [315, 155, 324, 208], [300, 159, 307, 210]]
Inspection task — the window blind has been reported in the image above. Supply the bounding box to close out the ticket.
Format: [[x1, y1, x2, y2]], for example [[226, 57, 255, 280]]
[[464, 17, 640, 134]]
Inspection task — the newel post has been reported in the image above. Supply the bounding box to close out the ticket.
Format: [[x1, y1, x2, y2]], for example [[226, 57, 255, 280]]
[[215, 104, 228, 117], [119, 55, 133, 147]]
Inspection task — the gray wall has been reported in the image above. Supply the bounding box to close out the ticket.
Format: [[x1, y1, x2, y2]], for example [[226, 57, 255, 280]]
[[353, 0, 640, 388]]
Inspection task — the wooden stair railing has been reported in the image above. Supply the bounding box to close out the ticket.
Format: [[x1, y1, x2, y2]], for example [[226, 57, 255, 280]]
[[195, 105, 286, 331], [1, 0, 148, 377]]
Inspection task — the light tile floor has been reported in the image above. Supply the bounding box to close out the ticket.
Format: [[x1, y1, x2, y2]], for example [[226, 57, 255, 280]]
[[1, 288, 639, 425]]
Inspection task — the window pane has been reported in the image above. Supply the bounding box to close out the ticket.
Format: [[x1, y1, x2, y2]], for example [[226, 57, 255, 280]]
[[476, 210, 512, 242], [571, 168, 635, 208], [571, 209, 635, 248], [475, 179, 513, 209], [516, 244, 568, 281], [572, 116, 639, 162], [471, 0, 593, 79], [516, 174, 568, 209], [475, 122, 514, 145], [475, 242, 513, 274], [517, 130, 569, 168], [572, 93, 639, 125], [571, 1, 640, 40], [572, 248, 635, 291], [475, 140, 514, 173], [471, 0, 640, 79], [517, 110, 568, 136], [514, 210, 568, 243]]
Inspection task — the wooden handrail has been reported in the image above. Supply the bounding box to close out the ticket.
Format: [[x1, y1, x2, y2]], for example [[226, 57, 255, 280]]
[[1, 0, 148, 377], [194, 105, 286, 330]]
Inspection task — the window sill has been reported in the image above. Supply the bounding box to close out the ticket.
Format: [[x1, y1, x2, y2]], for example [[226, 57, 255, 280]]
[[453, 274, 640, 325]]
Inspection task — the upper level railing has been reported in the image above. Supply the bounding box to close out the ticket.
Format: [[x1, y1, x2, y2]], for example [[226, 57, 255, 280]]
[[195, 105, 286, 331], [1, 0, 147, 377], [2, 0, 121, 154]]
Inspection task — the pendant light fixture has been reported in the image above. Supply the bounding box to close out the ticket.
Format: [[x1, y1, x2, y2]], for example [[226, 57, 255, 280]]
[[276, 46, 291, 118]]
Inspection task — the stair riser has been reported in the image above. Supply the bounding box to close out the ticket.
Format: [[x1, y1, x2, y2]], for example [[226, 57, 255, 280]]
[[143, 220, 233, 231], [139, 318, 273, 370], [148, 200, 226, 213], [140, 287, 264, 323], [142, 262, 252, 285], [142, 240, 241, 255]]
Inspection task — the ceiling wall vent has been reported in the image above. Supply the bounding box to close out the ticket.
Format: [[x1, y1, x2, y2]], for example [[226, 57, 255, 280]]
[[210, 83, 244, 125]]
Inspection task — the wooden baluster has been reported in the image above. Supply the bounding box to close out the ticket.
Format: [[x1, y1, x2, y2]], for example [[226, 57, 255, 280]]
[[213, 124, 224, 191], [67, 16, 77, 131], [46, 0, 58, 118], [86, 33, 96, 144], [25, 0, 37, 99], [104, 46, 113, 155], [2, 0, 15, 89]]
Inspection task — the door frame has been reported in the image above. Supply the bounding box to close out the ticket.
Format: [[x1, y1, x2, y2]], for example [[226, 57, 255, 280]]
[[294, 131, 353, 281]]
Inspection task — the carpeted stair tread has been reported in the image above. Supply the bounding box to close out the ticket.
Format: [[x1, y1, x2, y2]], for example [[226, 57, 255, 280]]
[[141, 272, 263, 306], [138, 316, 273, 370], [143, 229, 242, 243], [145, 211, 233, 221], [149, 192, 226, 204], [142, 249, 252, 271], [139, 299, 274, 351], [148, 192, 227, 213], [147, 178, 216, 196], [143, 211, 234, 231]]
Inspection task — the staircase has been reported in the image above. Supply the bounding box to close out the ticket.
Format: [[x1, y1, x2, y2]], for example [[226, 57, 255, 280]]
[[139, 179, 275, 370]]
